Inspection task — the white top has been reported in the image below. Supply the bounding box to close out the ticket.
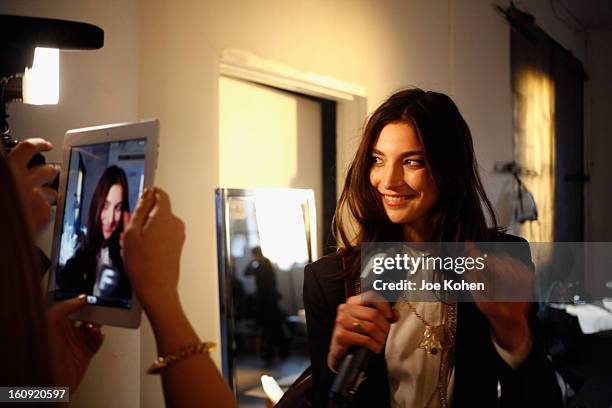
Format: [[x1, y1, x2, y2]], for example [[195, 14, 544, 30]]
[[385, 301, 532, 408], [93, 247, 111, 297], [385, 301, 454, 408]]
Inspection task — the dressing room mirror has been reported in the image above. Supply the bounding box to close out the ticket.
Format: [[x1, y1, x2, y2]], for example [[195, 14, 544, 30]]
[[215, 188, 317, 406]]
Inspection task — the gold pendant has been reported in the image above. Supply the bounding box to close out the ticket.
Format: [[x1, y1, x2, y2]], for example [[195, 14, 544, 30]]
[[418, 324, 455, 355]]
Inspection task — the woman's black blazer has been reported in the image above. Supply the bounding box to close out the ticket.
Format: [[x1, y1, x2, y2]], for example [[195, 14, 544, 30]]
[[303, 234, 563, 407], [57, 241, 131, 300]]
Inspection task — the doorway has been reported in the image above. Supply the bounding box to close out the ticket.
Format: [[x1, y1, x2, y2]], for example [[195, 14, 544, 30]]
[[219, 76, 334, 407]]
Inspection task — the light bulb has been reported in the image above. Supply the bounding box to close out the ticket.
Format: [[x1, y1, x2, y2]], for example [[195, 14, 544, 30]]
[[22, 47, 60, 105]]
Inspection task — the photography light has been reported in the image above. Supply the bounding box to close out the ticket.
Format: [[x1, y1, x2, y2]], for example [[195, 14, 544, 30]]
[[22, 47, 60, 105], [0, 14, 103, 137]]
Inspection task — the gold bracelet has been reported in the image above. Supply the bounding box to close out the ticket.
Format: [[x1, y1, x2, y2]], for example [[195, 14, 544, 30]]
[[147, 342, 216, 375]]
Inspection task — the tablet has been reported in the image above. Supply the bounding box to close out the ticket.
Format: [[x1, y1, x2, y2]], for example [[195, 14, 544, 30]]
[[47, 119, 158, 328]]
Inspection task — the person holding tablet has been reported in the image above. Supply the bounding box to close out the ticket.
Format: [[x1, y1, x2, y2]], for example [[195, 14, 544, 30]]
[[58, 165, 132, 300], [2, 139, 103, 390], [2, 140, 237, 407]]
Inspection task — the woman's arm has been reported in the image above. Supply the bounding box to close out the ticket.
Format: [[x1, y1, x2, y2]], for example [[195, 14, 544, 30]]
[[146, 291, 236, 408], [303, 259, 397, 407], [497, 238, 563, 407], [497, 311, 564, 407], [57, 251, 96, 295], [470, 237, 563, 407], [124, 188, 236, 408]]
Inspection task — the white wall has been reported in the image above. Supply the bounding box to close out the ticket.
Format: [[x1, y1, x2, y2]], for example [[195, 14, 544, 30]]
[[2, 0, 597, 407], [450, 0, 514, 225], [0, 1, 141, 407]]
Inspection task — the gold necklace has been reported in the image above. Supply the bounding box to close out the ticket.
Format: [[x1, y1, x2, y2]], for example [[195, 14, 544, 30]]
[[405, 301, 456, 355], [404, 301, 457, 408]]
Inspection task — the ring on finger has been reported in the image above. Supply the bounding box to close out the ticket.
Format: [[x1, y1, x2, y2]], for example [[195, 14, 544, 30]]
[[352, 320, 365, 333]]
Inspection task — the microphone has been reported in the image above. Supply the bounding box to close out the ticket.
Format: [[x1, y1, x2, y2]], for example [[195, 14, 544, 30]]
[[328, 345, 372, 407], [327, 252, 392, 408]]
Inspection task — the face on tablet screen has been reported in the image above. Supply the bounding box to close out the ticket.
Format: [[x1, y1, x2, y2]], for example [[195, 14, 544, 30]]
[[54, 138, 147, 309]]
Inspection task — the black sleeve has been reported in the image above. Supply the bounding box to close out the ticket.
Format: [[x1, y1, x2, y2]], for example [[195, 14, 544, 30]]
[[57, 253, 92, 295], [497, 236, 564, 407], [303, 262, 337, 408], [498, 325, 564, 407]]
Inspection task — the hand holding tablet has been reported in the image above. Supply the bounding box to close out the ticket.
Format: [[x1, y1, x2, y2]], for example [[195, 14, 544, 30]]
[[124, 187, 186, 321], [5, 138, 58, 237], [46, 294, 104, 390]]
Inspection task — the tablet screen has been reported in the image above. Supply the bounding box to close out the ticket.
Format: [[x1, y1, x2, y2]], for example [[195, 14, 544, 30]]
[[54, 138, 147, 309]]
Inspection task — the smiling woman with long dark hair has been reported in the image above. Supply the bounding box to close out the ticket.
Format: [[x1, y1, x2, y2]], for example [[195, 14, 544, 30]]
[[303, 89, 562, 407], [58, 165, 132, 300]]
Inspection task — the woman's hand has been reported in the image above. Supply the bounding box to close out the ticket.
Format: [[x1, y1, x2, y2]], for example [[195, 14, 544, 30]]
[[6, 138, 58, 237], [47, 295, 104, 391], [464, 242, 533, 352], [123, 188, 186, 318], [327, 292, 398, 372]]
